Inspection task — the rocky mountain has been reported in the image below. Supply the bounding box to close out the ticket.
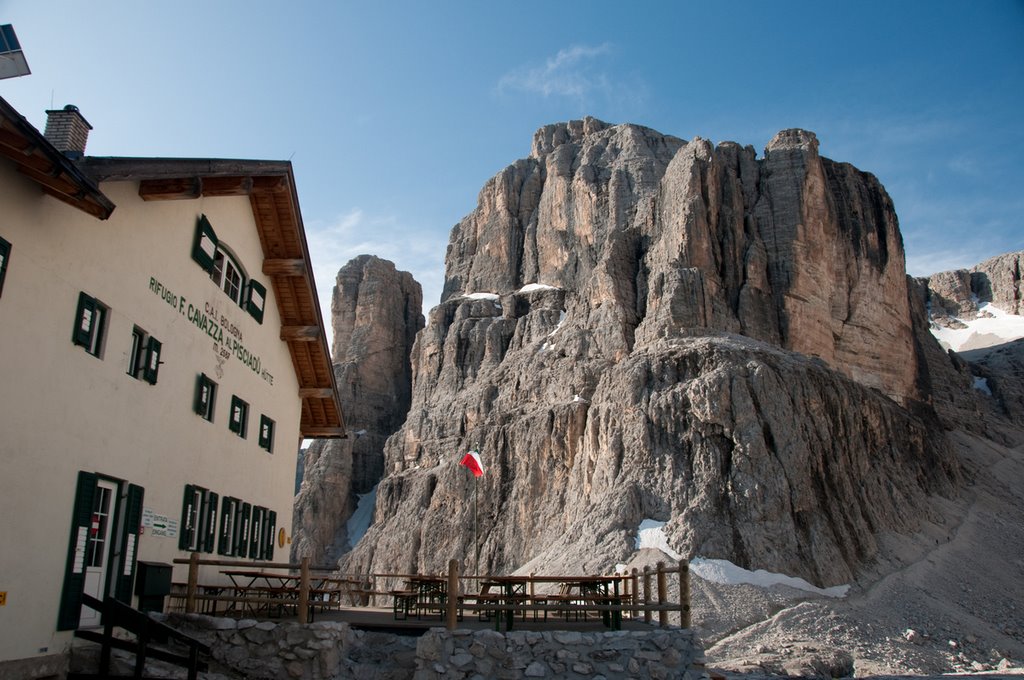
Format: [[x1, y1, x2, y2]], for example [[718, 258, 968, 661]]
[[291, 255, 423, 565], [340, 118, 982, 587], [916, 251, 1024, 433], [923, 250, 1023, 321]]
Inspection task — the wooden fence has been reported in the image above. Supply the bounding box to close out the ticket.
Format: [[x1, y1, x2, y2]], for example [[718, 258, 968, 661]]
[[171, 554, 691, 630]]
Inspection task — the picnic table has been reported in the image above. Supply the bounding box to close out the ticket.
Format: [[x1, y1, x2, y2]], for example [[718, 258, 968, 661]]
[[220, 569, 362, 619], [475, 575, 626, 630]]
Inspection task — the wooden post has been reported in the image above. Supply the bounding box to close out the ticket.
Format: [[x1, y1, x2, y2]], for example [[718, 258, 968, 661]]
[[657, 561, 668, 627], [631, 568, 640, 619], [371, 574, 377, 607], [642, 566, 652, 624], [529, 571, 535, 602], [298, 557, 310, 624], [679, 560, 691, 628], [185, 552, 199, 614], [446, 560, 459, 631]]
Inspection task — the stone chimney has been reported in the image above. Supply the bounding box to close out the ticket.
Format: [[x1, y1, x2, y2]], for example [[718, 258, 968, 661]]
[[44, 105, 92, 159]]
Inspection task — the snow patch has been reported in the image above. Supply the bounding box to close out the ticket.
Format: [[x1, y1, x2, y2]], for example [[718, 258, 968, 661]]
[[462, 292, 500, 301], [346, 485, 377, 549], [972, 376, 992, 395], [548, 311, 567, 337], [635, 519, 682, 560], [690, 556, 850, 598], [518, 283, 560, 293], [930, 302, 1024, 352]]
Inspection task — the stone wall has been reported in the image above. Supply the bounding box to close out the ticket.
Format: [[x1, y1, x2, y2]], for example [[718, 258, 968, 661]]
[[415, 627, 706, 680], [164, 614, 417, 680], [161, 614, 706, 680]]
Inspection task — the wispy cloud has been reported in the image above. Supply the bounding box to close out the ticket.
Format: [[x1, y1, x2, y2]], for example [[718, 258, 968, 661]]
[[305, 208, 447, 352], [497, 43, 616, 99]]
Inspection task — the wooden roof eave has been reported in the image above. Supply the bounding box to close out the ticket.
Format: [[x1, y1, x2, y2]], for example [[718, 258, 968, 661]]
[[0, 99, 115, 219], [245, 175, 345, 439]]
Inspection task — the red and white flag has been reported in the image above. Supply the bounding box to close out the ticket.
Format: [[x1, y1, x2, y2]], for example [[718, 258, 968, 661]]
[[460, 450, 483, 477]]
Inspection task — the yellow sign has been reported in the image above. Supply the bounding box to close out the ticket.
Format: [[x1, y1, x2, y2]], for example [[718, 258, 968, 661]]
[[278, 527, 286, 548], [0, 592, 6, 606]]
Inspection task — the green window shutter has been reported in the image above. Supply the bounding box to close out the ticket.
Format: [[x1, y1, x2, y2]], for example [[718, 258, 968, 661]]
[[191, 215, 218, 272], [113, 484, 145, 603], [142, 337, 162, 384], [249, 507, 264, 559], [218, 497, 234, 556], [259, 415, 274, 452], [178, 484, 196, 550], [0, 235, 10, 299], [245, 279, 267, 324], [236, 503, 251, 557], [193, 374, 209, 415], [264, 511, 277, 561], [57, 471, 98, 630], [72, 292, 97, 347], [204, 492, 218, 553]]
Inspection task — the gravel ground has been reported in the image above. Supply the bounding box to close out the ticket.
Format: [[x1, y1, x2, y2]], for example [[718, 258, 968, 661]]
[[624, 429, 1024, 678]]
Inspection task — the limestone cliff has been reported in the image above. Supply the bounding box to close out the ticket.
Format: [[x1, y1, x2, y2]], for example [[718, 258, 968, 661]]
[[916, 250, 1024, 432], [342, 119, 964, 586], [923, 250, 1023, 321], [291, 256, 423, 565]]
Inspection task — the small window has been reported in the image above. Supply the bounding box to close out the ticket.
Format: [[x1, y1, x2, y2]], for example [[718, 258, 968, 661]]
[[127, 327, 162, 384], [258, 415, 275, 452], [229, 396, 248, 438], [72, 291, 108, 358], [246, 506, 276, 560], [0, 235, 10, 299], [193, 374, 217, 421], [179, 484, 218, 553], [211, 247, 245, 306]]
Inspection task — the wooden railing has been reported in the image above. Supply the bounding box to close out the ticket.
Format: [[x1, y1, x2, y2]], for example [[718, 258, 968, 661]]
[[70, 593, 209, 680], [171, 553, 691, 630]]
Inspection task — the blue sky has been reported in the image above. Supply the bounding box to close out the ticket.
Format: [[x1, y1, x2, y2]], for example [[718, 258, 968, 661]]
[[3, 1, 1022, 323]]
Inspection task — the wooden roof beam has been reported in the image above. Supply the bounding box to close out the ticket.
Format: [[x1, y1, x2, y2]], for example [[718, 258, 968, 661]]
[[281, 325, 321, 341], [201, 175, 254, 197], [263, 258, 307, 276], [38, 184, 111, 220], [299, 387, 335, 398], [18, 164, 85, 199], [139, 177, 202, 201], [300, 426, 348, 438]]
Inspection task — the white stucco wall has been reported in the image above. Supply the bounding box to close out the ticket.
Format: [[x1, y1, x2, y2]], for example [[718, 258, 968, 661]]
[[0, 164, 306, 662]]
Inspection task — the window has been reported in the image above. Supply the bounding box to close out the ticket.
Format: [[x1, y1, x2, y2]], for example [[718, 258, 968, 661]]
[[190, 215, 266, 323], [0, 235, 10, 299], [229, 396, 248, 438], [259, 415, 275, 452], [211, 247, 244, 305], [127, 327, 162, 384], [248, 506, 277, 560], [72, 291, 108, 357], [179, 484, 218, 553], [193, 374, 217, 421]]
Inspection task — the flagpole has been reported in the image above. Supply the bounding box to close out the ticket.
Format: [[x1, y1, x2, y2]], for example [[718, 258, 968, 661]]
[[474, 475, 479, 577]]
